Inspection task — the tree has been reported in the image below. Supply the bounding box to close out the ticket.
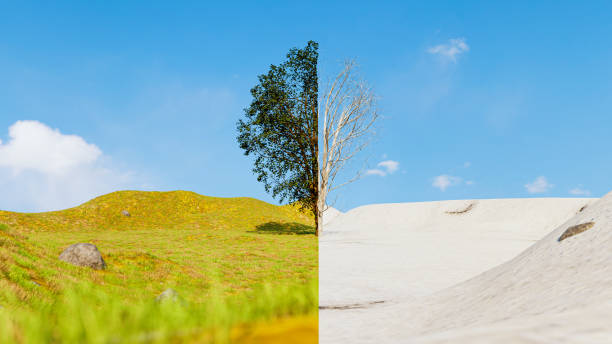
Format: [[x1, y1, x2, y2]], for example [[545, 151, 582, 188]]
[[318, 61, 379, 232], [237, 41, 320, 235]]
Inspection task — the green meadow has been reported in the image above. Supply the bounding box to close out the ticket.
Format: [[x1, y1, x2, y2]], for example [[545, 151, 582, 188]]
[[0, 191, 318, 343]]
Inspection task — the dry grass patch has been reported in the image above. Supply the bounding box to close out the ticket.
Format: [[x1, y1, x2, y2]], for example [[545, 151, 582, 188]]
[[558, 222, 595, 242], [445, 202, 476, 215]]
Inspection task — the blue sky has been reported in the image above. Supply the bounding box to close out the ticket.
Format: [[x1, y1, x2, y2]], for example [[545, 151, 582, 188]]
[[1, 1, 611, 212]]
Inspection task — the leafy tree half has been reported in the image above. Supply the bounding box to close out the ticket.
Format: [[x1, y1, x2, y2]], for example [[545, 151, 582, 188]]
[[237, 41, 319, 235]]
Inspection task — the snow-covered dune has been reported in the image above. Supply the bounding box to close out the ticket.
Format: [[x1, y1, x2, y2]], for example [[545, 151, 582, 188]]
[[322, 206, 343, 226], [320, 196, 603, 343]]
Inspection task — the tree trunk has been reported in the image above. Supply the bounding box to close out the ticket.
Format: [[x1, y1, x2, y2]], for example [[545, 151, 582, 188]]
[[316, 184, 326, 237]]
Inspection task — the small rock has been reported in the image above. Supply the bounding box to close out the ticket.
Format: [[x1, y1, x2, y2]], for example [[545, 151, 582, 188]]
[[558, 222, 595, 242], [156, 288, 181, 303], [59, 243, 106, 270], [31, 281, 40, 287], [121, 210, 131, 217]]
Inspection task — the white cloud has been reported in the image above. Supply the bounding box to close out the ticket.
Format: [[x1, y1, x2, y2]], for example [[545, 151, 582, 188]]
[[0, 120, 102, 175], [427, 38, 469, 62], [378, 160, 399, 174], [432, 175, 462, 191], [0, 121, 137, 212], [465, 180, 474, 185], [366, 160, 400, 177], [463, 161, 471, 168], [365, 169, 386, 177], [525, 176, 553, 194], [569, 187, 591, 196]]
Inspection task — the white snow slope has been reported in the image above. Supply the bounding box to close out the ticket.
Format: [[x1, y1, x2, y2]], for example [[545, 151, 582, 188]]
[[320, 196, 610, 343], [322, 207, 342, 227]]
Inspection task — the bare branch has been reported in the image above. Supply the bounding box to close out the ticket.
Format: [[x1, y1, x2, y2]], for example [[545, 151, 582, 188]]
[[317, 61, 380, 232]]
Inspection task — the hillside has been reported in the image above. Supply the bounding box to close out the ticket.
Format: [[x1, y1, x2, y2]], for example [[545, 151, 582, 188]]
[[320, 197, 596, 343], [0, 190, 313, 232], [322, 207, 342, 227], [404, 191, 612, 343], [0, 190, 317, 343]]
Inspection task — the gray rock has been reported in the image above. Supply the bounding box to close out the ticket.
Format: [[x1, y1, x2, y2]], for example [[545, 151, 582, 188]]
[[156, 288, 181, 303], [59, 243, 106, 270], [121, 210, 131, 217]]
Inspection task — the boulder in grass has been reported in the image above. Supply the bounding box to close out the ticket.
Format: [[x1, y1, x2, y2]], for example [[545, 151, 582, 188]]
[[121, 210, 131, 217], [59, 243, 106, 270], [156, 288, 182, 304]]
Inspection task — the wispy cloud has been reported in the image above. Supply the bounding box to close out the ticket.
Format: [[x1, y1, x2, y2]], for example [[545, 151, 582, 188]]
[[432, 174, 462, 191], [378, 160, 399, 174], [365, 169, 386, 177], [366, 160, 400, 177], [427, 38, 469, 62], [569, 186, 591, 196], [525, 176, 553, 194]]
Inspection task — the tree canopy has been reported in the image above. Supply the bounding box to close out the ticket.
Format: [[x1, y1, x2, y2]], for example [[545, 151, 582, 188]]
[[237, 41, 319, 235]]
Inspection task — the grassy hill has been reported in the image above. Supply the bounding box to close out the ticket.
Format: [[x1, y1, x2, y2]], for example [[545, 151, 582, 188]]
[[0, 191, 318, 343], [0, 190, 313, 232]]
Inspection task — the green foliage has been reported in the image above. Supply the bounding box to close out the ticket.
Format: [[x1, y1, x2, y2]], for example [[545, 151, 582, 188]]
[[237, 41, 319, 229]]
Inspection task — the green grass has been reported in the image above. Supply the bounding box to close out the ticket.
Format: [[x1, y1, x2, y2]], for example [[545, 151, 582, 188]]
[[0, 280, 317, 343], [0, 191, 317, 343]]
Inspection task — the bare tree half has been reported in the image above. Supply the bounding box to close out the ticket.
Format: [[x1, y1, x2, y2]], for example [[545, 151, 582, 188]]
[[318, 61, 380, 230]]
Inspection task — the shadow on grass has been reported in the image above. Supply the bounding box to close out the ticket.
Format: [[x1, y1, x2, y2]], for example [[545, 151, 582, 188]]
[[250, 222, 315, 235]]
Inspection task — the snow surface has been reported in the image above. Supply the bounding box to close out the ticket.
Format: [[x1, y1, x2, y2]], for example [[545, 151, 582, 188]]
[[322, 207, 342, 227], [319, 196, 610, 343]]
